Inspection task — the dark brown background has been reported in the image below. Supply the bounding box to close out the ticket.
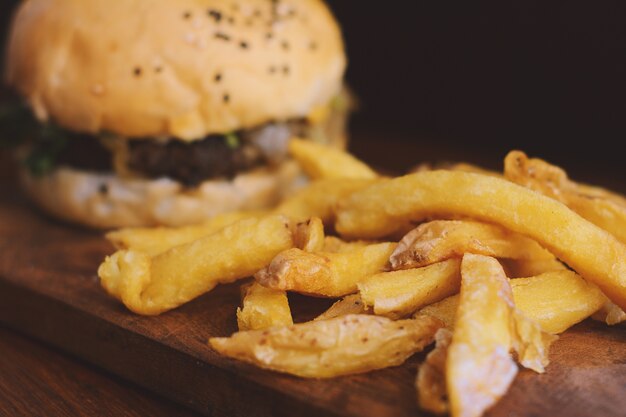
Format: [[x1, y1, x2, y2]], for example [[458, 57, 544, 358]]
[[2, 1, 626, 187], [329, 1, 626, 189]]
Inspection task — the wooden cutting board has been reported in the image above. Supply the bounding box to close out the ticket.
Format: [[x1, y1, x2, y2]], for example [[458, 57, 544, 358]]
[[0, 184, 624, 417]]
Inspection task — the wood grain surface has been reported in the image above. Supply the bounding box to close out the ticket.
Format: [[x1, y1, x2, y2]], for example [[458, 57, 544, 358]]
[[0, 183, 625, 417], [0, 325, 201, 417]]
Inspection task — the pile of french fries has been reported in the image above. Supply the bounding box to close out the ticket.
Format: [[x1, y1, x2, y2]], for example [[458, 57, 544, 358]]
[[99, 138, 626, 417]]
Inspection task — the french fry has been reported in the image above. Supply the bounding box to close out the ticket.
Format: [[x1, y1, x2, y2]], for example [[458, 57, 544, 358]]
[[288, 137, 378, 180], [106, 210, 262, 256], [358, 259, 461, 319], [98, 215, 295, 315], [322, 236, 372, 253], [236, 282, 293, 331], [447, 254, 555, 417], [335, 170, 626, 310], [390, 220, 555, 270], [592, 301, 626, 326], [499, 257, 567, 278], [510, 310, 557, 374], [505, 150, 626, 244], [420, 270, 602, 335], [314, 294, 370, 321], [447, 254, 519, 417], [274, 178, 377, 224], [510, 270, 606, 334], [418, 295, 459, 329], [411, 161, 502, 178], [416, 328, 452, 415], [292, 217, 325, 252], [505, 150, 626, 208], [255, 242, 397, 297], [209, 314, 442, 378], [445, 162, 502, 178]]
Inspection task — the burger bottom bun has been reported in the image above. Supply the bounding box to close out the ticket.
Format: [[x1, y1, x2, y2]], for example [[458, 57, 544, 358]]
[[20, 161, 305, 229]]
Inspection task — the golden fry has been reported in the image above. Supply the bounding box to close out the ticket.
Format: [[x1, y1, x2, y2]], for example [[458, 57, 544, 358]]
[[411, 161, 502, 178], [314, 294, 370, 321], [511, 270, 606, 334], [358, 259, 461, 319], [288, 137, 378, 180], [500, 257, 567, 278], [447, 254, 555, 417], [416, 328, 452, 415], [255, 242, 396, 297], [99, 215, 294, 315], [510, 308, 557, 374], [335, 170, 626, 310], [236, 282, 293, 331], [420, 270, 603, 335], [592, 301, 626, 326], [447, 254, 519, 417], [210, 314, 442, 378], [504, 150, 626, 207], [322, 236, 372, 253], [505, 150, 626, 244], [418, 295, 459, 329], [445, 162, 502, 177], [390, 220, 555, 270], [106, 210, 262, 256], [292, 217, 325, 252], [274, 178, 376, 224]]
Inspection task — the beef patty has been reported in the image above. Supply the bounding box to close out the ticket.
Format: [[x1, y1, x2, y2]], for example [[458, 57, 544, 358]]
[[53, 120, 309, 186]]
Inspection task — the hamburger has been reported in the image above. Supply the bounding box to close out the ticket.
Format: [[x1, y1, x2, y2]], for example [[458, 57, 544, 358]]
[[3, 0, 348, 228]]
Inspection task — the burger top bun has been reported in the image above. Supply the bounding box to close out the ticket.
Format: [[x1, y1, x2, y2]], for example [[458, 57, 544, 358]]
[[5, 0, 346, 140]]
